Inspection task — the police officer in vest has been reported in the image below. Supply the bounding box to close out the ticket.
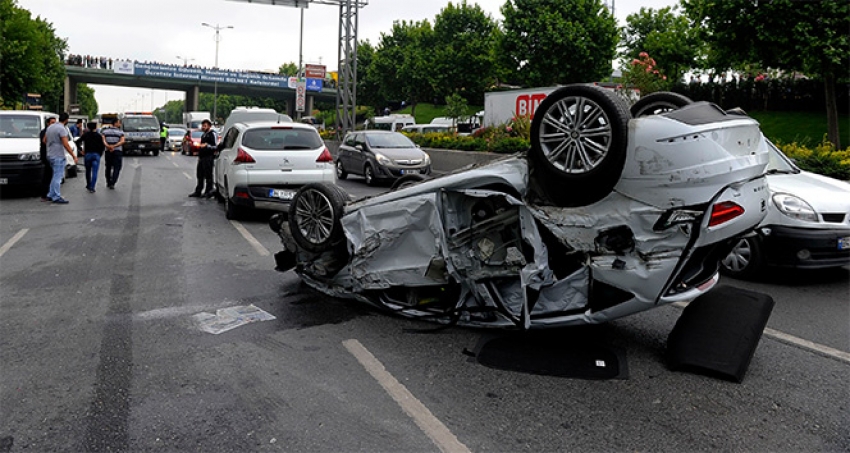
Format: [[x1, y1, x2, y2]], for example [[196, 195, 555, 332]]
[[189, 119, 218, 198]]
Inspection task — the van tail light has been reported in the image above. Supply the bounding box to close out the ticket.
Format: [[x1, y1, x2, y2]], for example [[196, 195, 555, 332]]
[[316, 147, 333, 163], [234, 147, 255, 164], [708, 201, 744, 227]]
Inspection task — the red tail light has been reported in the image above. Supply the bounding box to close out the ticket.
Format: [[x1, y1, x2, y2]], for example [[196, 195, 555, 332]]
[[234, 147, 256, 164], [708, 201, 744, 227], [316, 147, 333, 163]]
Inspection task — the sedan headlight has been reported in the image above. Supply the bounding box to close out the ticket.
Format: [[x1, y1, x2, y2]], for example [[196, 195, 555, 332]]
[[772, 193, 818, 222], [374, 153, 392, 166], [18, 152, 40, 161], [423, 152, 431, 166]]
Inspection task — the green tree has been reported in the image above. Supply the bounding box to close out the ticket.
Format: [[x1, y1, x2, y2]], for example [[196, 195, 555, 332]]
[[498, 0, 618, 87], [369, 20, 436, 117], [76, 83, 98, 119], [431, 1, 499, 104], [278, 62, 298, 76], [620, 6, 701, 84], [443, 93, 469, 131], [0, 0, 67, 110], [683, 0, 849, 148], [356, 40, 385, 113]]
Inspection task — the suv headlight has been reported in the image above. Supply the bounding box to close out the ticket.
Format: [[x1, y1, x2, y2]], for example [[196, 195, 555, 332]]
[[423, 152, 431, 166], [18, 152, 40, 161], [772, 193, 818, 222], [374, 153, 392, 165]]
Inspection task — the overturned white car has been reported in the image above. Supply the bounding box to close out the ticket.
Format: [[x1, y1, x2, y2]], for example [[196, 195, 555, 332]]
[[270, 86, 770, 329]]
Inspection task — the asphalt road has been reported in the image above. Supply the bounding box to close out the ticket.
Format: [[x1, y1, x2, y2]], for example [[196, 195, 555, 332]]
[[1, 153, 848, 452]]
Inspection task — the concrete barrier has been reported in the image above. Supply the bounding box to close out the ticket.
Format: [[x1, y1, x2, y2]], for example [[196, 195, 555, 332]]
[[325, 140, 505, 175]]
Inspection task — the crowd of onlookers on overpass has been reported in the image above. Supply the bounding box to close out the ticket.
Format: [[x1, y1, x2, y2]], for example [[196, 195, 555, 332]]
[[66, 54, 116, 70]]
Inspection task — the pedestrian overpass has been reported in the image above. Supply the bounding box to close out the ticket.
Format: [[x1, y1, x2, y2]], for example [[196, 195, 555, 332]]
[[63, 61, 337, 118]]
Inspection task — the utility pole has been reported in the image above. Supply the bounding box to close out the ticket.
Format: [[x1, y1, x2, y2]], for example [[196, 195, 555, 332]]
[[201, 22, 233, 123]]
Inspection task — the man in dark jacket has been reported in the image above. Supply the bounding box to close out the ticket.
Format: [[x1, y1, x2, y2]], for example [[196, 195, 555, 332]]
[[80, 122, 105, 192], [189, 119, 218, 198]]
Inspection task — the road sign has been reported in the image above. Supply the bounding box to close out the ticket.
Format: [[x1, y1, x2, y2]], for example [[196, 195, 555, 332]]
[[296, 80, 307, 112], [305, 64, 326, 79]]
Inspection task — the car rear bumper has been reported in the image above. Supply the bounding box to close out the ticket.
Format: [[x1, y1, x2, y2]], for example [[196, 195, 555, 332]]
[[0, 161, 44, 186], [230, 185, 298, 212], [759, 225, 850, 269]]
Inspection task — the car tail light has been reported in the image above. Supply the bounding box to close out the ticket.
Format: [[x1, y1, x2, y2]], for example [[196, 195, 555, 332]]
[[708, 201, 744, 227], [234, 147, 256, 164], [316, 147, 333, 163], [234, 187, 251, 199]]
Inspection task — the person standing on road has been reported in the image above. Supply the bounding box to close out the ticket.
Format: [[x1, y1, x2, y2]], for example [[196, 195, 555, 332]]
[[39, 116, 57, 201], [102, 118, 125, 190], [160, 123, 168, 153], [189, 119, 218, 198], [80, 122, 105, 193], [45, 112, 76, 204]]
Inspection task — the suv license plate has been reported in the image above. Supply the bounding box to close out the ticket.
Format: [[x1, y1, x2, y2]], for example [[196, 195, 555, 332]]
[[0, 178, 7, 185], [839, 236, 850, 250], [401, 169, 417, 175], [269, 189, 295, 200]]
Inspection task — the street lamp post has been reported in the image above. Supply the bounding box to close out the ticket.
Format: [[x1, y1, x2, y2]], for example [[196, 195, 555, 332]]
[[176, 55, 195, 66], [201, 22, 233, 123]]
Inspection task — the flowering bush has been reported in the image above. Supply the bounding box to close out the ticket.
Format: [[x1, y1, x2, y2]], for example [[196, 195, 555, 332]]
[[621, 52, 671, 96], [776, 138, 850, 180]]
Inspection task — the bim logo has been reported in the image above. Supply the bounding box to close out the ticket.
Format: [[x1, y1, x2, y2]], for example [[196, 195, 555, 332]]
[[515, 93, 549, 118]]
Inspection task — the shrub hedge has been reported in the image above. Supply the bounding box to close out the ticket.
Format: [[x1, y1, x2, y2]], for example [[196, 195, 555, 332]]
[[776, 139, 850, 181]]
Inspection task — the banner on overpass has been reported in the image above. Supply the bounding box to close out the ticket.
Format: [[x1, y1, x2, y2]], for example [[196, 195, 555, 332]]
[[114, 61, 299, 89]]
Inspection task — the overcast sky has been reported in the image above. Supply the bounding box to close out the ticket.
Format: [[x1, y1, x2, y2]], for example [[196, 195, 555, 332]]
[[17, 0, 678, 113]]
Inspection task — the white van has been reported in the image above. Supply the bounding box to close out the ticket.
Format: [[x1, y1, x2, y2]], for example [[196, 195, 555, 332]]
[[0, 110, 77, 190], [366, 114, 415, 132], [221, 107, 293, 137]]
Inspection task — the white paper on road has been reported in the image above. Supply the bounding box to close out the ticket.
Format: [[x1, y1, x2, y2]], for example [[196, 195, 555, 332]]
[[192, 304, 276, 334]]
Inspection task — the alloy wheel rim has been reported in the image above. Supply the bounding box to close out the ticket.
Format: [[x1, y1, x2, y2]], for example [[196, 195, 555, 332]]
[[722, 238, 751, 271], [294, 189, 334, 245], [537, 95, 612, 174]]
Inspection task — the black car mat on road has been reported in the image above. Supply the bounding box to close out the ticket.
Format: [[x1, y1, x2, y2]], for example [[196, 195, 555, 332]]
[[667, 285, 775, 383], [467, 328, 629, 380]]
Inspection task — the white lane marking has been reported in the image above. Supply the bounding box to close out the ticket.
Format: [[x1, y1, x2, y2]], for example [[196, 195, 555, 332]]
[[229, 220, 270, 256], [182, 171, 192, 180], [0, 229, 28, 258], [343, 339, 471, 453], [671, 301, 849, 364], [763, 327, 850, 364], [172, 161, 179, 167]]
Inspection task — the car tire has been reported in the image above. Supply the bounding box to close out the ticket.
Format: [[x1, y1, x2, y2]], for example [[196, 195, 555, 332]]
[[364, 164, 376, 186], [288, 183, 347, 253], [529, 84, 631, 207], [224, 182, 243, 220], [336, 160, 348, 180], [390, 174, 425, 191], [630, 92, 693, 117], [720, 236, 765, 279], [153, 150, 160, 157]]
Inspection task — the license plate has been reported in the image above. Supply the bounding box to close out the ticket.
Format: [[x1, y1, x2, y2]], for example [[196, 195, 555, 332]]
[[269, 189, 295, 200], [0, 178, 7, 185], [400, 169, 418, 175], [839, 236, 850, 250]]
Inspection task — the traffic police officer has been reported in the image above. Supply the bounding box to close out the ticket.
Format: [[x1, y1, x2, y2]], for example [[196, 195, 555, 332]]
[[189, 119, 218, 198]]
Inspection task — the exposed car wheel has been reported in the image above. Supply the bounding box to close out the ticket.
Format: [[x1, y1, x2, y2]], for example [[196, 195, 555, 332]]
[[390, 174, 425, 191], [364, 164, 376, 186], [630, 92, 693, 117], [529, 84, 631, 207], [336, 160, 348, 180], [224, 182, 242, 220], [288, 183, 347, 253], [720, 236, 764, 279]]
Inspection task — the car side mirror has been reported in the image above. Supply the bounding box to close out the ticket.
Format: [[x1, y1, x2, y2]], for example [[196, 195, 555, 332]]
[[355, 144, 363, 151]]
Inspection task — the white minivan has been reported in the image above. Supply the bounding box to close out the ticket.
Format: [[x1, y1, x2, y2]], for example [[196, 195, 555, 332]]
[[0, 111, 78, 191]]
